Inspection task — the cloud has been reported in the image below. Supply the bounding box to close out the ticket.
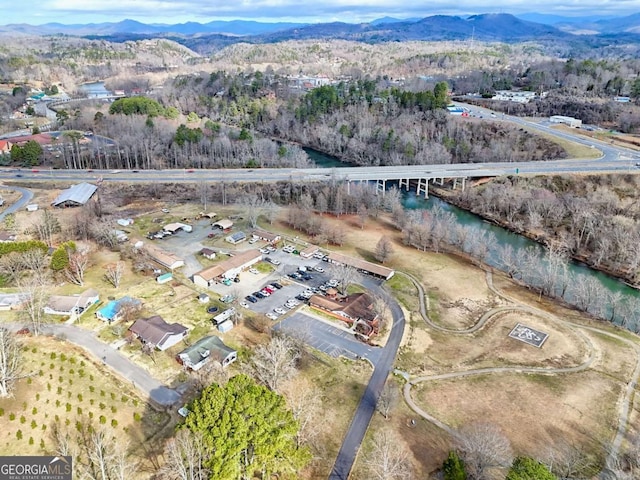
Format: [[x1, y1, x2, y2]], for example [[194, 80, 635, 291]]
[[14, 0, 640, 24]]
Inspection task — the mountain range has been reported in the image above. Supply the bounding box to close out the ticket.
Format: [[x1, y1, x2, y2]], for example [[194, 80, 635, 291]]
[[1, 12, 639, 49]]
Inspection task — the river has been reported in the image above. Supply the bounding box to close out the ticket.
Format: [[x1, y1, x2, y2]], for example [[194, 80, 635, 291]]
[[79, 81, 112, 98], [309, 147, 640, 326]]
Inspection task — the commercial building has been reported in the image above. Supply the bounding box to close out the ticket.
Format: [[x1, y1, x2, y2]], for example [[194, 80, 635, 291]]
[[193, 250, 262, 287], [326, 252, 395, 280], [51, 183, 98, 207]]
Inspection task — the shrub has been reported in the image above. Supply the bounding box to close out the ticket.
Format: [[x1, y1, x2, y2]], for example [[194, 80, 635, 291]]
[[68, 379, 73, 386], [58, 376, 63, 383], [88, 412, 94, 419], [50, 352, 56, 360], [29, 437, 34, 445], [89, 386, 94, 393], [69, 357, 76, 364], [41, 424, 46, 431], [55, 400, 60, 408], [121, 395, 128, 403], [89, 374, 94, 381], [0, 408, 4, 416], [100, 390, 105, 397], [99, 415, 106, 425], [47, 383, 51, 391], [78, 369, 85, 378], [80, 360, 85, 367], [40, 439, 45, 449], [49, 363, 54, 370], [133, 412, 141, 422], [16, 430, 22, 440], [99, 403, 106, 410], [69, 369, 74, 375], [9, 413, 15, 421], [77, 394, 83, 402], [77, 407, 82, 416], [90, 399, 94, 405], [32, 347, 37, 353], [111, 419, 118, 428], [30, 420, 36, 429], [76, 421, 83, 433], [32, 407, 37, 415], [27, 377, 32, 384], [20, 415, 26, 424], [57, 387, 62, 395], [443, 451, 466, 480], [38, 369, 43, 376], [54, 415, 59, 422], [111, 406, 117, 413], [60, 353, 66, 362], [35, 393, 40, 401], [110, 392, 116, 400], [65, 403, 71, 412]]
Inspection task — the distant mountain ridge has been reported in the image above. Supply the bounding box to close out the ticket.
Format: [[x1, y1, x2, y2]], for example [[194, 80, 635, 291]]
[[1, 12, 639, 46]]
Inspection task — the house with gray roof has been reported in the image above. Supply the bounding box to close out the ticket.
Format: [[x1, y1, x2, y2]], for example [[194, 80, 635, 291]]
[[52, 183, 98, 207], [177, 336, 237, 370], [129, 315, 188, 351], [44, 288, 99, 316]]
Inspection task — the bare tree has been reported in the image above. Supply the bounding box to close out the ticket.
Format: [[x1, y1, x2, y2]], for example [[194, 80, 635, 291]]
[[363, 430, 413, 480], [159, 429, 209, 480], [16, 278, 50, 336], [82, 426, 137, 480], [331, 264, 358, 294], [357, 203, 368, 229], [0, 328, 27, 397], [374, 235, 394, 264], [104, 262, 124, 288], [65, 244, 92, 286], [238, 194, 265, 229], [376, 378, 399, 420], [264, 201, 280, 225], [248, 335, 299, 392], [457, 422, 514, 480], [32, 209, 61, 247], [282, 380, 322, 448], [543, 438, 598, 480]]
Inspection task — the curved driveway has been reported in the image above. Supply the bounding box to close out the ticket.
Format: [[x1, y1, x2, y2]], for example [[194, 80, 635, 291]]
[[2, 322, 181, 407], [0, 185, 33, 221], [328, 279, 405, 480]]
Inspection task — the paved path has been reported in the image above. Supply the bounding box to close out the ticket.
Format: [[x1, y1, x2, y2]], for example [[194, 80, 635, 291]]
[[399, 270, 640, 470], [0, 185, 33, 221], [2, 322, 182, 407], [328, 279, 405, 480]]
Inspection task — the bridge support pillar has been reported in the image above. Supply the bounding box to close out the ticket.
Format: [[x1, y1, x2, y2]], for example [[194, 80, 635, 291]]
[[453, 178, 458, 190], [399, 178, 410, 191], [416, 178, 429, 198], [375, 179, 386, 196], [461, 177, 466, 191], [437, 177, 444, 186]]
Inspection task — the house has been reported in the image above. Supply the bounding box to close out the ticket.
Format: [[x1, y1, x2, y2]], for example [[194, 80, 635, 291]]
[[251, 229, 281, 243], [0, 293, 29, 311], [300, 244, 319, 259], [96, 297, 141, 323], [129, 315, 188, 351], [51, 183, 98, 207], [0, 231, 17, 242], [143, 243, 185, 270], [309, 292, 379, 334], [177, 336, 237, 370], [212, 219, 233, 231], [0, 140, 13, 155], [193, 250, 262, 288], [117, 218, 134, 227], [327, 252, 395, 280], [44, 288, 99, 316], [199, 212, 217, 219], [225, 231, 247, 245], [200, 248, 216, 260]]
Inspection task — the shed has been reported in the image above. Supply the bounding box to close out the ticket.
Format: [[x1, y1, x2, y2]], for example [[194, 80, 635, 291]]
[[200, 248, 216, 260], [213, 308, 236, 325], [217, 319, 234, 333], [26, 204, 39, 212], [198, 293, 210, 303], [52, 183, 98, 207], [212, 219, 233, 231]]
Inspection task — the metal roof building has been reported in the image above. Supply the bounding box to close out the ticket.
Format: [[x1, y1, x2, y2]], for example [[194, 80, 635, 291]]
[[52, 183, 98, 207]]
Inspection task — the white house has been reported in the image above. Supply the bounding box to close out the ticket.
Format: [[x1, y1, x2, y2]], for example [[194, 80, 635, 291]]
[[193, 250, 262, 288], [44, 289, 99, 316], [177, 336, 237, 370]]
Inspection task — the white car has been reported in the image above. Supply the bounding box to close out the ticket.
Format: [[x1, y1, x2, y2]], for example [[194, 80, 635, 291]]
[[274, 307, 286, 315], [240, 301, 250, 308], [249, 268, 259, 274], [248, 238, 258, 244], [259, 248, 270, 254], [161, 208, 170, 213], [269, 258, 281, 266], [327, 279, 338, 287], [266, 312, 278, 320], [314, 266, 325, 273]]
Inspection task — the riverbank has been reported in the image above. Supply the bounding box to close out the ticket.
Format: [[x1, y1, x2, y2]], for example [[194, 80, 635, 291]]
[[430, 182, 640, 290]]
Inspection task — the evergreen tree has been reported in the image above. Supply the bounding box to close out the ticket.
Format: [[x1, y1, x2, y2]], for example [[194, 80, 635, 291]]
[[443, 450, 467, 480], [182, 374, 310, 480], [506, 456, 557, 480]]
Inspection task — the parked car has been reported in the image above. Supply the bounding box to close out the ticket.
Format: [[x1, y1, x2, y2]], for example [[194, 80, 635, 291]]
[[220, 294, 235, 303], [248, 238, 258, 244], [246, 295, 258, 303], [259, 248, 270, 254], [266, 313, 278, 320], [271, 282, 283, 289], [263, 286, 275, 294], [266, 257, 281, 266], [302, 274, 313, 281], [254, 291, 265, 299], [260, 290, 271, 297], [240, 301, 250, 308], [315, 266, 325, 273], [274, 307, 287, 315]]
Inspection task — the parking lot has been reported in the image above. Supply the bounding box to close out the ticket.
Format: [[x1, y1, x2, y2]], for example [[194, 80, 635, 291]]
[[275, 312, 382, 364]]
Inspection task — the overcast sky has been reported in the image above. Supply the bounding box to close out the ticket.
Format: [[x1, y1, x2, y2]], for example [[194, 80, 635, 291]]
[[4, 0, 640, 25]]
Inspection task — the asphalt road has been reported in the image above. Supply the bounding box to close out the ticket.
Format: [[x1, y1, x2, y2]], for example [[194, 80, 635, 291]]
[[2, 322, 182, 407], [328, 280, 405, 480], [0, 185, 33, 221]]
